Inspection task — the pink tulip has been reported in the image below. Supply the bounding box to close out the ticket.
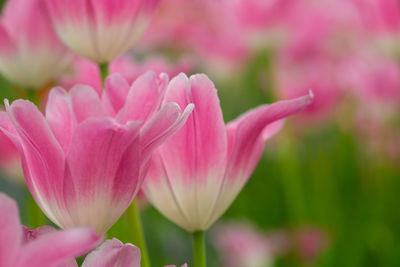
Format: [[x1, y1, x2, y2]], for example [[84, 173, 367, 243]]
[[0, 72, 194, 234], [45, 0, 160, 63], [80, 238, 187, 267], [141, 0, 248, 66], [142, 73, 313, 232], [0, 193, 101, 267], [81, 238, 140, 267], [213, 222, 288, 267], [0, 0, 70, 88]]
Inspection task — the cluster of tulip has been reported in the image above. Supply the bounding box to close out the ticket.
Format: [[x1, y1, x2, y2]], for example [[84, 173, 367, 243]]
[[0, 0, 314, 266]]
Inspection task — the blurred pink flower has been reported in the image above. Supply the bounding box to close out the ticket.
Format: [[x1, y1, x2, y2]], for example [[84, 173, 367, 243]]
[[213, 222, 288, 267], [59, 56, 193, 93], [45, 0, 160, 63], [0, 0, 70, 88], [141, 0, 248, 66], [0, 193, 101, 267], [276, 60, 341, 123], [294, 227, 329, 263], [0, 72, 193, 234], [142, 73, 313, 232], [352, 0, 400, 34]]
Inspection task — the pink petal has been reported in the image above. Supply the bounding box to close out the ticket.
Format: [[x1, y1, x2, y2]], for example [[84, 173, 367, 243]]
[[208, 92, 313, 225], [103, 73, 131, 114], [18, 227, 101, 267], [46, 87, 76, 153], [82, 238, 140, 267], [7, 100, 66, 218], [140, 102, 194, 163], [70, 85, 105, 123], [226, 92, 313, 180], [0, 23, 14, 54], [64, 118, 142, 233], [0, 193, 21, 267], [116, 71, 168, 123]]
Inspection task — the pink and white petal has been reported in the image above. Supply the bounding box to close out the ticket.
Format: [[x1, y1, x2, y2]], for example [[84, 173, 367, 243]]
[[0, 193, 21, 267], [18, 227, 101, 267], [142, 152, 195, 231], [207, 93, 313, 227], [157, 74, 227, 230], [82, 238, 140, 267], [64, 118, 141, 233], [0, 23, 14, 55], [140, 102, 194, 163], [103, 73, 130, 114], [116, 72, 168, 123], [69, 84, 105, 123], [46, 87, 76, 152], [7, 100, 66, 225]]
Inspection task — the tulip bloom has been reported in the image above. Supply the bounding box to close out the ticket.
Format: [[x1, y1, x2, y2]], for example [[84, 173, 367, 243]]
[[78, 238, 187, 267], [0, 72, 193, 234], [45, 0, 160, 63], [0, 193, 101, 267], [142, 74, 313, 232], [0, 0, 70, 88]]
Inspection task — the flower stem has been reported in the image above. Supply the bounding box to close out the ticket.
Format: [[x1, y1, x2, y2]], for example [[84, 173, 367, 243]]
[[98, 62, 109, 86], [126, 200, 151, 267], [192, 231, 207, 267]]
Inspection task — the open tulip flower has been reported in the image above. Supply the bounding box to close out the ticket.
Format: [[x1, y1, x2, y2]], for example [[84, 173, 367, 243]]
[[45, 0, 160, 63], [142, 74, 313, 232], [0, 0, 70, 88], [0, 72, 193, 234], [0, 193, 101, 267]]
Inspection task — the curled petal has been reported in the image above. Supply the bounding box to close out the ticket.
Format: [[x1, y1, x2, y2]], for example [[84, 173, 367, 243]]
[[208, 92, 314, 227]]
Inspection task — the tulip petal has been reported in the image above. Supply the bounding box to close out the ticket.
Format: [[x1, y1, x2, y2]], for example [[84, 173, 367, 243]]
[[7, 100, 66, 226], [103, 73, 131, 114], [46, 87, 76, 152], [82, 238, 140, 267], [140, 102, 194, 164], [0, 193, 21, 267], [70, 85, 105, 123], [116, 71, 168, 123], [64, 118, 141, 233], [208, 92, 314, 226], [18, 227, 101, 267]]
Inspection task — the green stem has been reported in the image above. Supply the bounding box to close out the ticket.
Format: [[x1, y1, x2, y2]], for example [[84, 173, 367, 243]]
[[98, 62, 109, 86], [126, 200, 151, 267], [278, 124, 307, 223], [192, 231, 206, 267]]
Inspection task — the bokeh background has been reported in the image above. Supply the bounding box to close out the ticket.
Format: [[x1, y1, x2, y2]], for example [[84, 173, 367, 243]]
[[1, 0, 400, 266]]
